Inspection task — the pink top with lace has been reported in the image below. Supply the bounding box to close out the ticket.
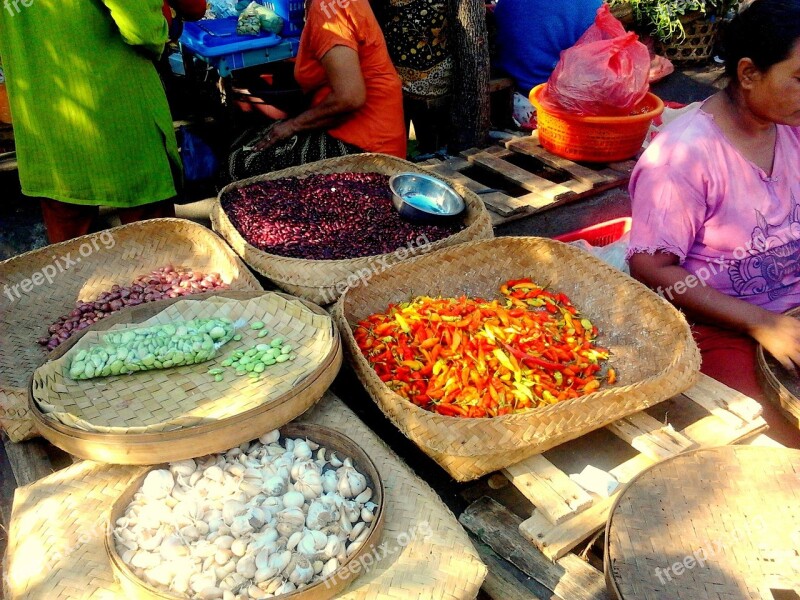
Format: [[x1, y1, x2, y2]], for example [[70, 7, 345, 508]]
[[627, 105, 800, 313]]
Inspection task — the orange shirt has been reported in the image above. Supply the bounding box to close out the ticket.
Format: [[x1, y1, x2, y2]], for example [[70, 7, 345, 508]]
[[294, 0, 407, 158]]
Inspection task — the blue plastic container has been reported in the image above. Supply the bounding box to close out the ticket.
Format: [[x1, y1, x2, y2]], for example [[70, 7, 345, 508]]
[[181, 17, 283, 58]]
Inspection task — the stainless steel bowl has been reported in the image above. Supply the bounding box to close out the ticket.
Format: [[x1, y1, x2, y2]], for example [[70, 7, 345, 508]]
[[389, 172, 466, 223]]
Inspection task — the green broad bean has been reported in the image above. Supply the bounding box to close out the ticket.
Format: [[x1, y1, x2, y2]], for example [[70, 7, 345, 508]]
[[239, 356, 251, 366], [233, 334, 242, 342], [208, 368, 225, 375], [214, 374, 224, 382], [248, 371, 260, 379], [221, 359, 233, 367], [276, 354, 289, 363], [245, 363, 255, 372], [245, 349, 258, 357], [280, 345, 292, 355], [263, 357, 276, 366], [254, 363, 265, 373], [256, 344, 270, 352], [257, 330, 269, 338], [236, 368, 247, 375], [251, 321, 265, 330], [270, 337, 284, 348]]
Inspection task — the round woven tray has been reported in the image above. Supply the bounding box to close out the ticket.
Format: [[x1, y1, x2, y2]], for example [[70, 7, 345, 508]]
[[333, 236, 701, 481], [655, 14, 720, 65], [757, 306, 800, 430], [0, 218, 262, 443], [106, 422, 386, 600], [210, 153, 494, 306], [28, 291, 342, 464], [605, 445, 800, 600]]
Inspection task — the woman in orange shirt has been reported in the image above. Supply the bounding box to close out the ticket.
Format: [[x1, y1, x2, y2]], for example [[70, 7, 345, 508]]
[[227, 0, 406, 179]]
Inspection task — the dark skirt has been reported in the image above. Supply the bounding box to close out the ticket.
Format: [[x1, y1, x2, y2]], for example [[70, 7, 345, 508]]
[[227, 124, 363, 181]]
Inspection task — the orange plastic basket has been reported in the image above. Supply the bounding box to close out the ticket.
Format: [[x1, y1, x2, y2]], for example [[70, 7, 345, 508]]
[[529, 84, 664, 163]]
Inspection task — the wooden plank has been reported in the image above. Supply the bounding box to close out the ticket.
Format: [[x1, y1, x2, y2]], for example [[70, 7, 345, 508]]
[[488, 77, 515, 93], [744, 433, 785, 448], [473, 540, 558, 600], [464, 151, 575, 203], [605, 412, 695, 461], [503, 454, 593, 525], [460, 497, 608, 600], [507, 133, 613, 187], [683, 373, 764, 424], [2, 435, 55, 487]]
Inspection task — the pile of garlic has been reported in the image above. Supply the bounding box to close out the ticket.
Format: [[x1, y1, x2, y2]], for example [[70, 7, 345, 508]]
[[113, 431, 378, 600]]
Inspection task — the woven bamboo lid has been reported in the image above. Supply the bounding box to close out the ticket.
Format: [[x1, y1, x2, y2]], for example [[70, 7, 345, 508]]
[[605, 445, 800, 600]]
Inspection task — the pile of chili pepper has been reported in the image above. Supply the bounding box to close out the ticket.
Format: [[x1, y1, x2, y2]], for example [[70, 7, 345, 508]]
[[354, 278, 615, 418]]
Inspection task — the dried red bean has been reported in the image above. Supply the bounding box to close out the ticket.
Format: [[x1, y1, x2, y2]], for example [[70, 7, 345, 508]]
[[221, 172, 465, 260], [38, 265, 229, 350]]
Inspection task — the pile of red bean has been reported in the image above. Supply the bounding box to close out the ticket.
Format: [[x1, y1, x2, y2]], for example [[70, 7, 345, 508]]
[[38, 266, 228, 351], [221, 172, 464, 260]]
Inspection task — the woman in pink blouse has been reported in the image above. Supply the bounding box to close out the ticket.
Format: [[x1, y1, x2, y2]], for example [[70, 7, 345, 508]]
[[628, 0, 800, 447]]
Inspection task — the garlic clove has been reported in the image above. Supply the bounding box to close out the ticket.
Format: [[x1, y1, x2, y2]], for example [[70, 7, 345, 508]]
[[259, 430, 280, 444], [355, 487, 373, 504]]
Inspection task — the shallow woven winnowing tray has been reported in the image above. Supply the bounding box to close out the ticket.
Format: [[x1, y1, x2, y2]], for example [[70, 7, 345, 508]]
[[4, 393, 487, 600], [0, 218, 262, 442], [605, 445, 800, 600], [32, 294, 334, 433]]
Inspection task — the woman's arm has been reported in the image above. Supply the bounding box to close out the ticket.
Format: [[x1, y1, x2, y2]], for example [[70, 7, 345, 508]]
[[101, 0, 169, 57], [256, 46, 366, 150], [630, 251, 800, 372]]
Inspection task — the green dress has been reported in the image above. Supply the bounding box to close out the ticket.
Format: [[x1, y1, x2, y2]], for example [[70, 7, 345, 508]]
[[0, 0, 181, 207]]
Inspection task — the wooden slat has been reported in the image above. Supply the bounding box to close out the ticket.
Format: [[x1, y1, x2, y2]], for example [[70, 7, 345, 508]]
[[744, 433, 786, 448], [474, 541, 559, 600], [488, 77, 515, 93], [503, 454, 593, 524], [2, 436, 54, 487], [507, 133, 613, 187], [519, 380, 769, 560], [683, 373, 764, 424], [605, 411, 695, 461], [420, 159, 525, 218], [464, 151, 575, 204], [460, 497, 608, 600]]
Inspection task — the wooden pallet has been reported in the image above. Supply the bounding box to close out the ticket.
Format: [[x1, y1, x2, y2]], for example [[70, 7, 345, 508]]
[[420, 131, 636, 226], [505, 373, 767, 561], [461, 374, 776, 600]]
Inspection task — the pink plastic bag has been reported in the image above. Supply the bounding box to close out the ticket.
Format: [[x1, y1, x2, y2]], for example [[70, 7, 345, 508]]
[[543, 4, 650, 116]]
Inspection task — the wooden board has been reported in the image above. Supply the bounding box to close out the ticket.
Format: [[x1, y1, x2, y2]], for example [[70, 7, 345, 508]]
[[460, 497, 609, 600], [515, 373, 769, 560], [420, 133, 634, 225]]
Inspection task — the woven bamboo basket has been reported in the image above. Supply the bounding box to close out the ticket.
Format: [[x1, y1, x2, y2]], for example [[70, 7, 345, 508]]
[[28, 291, 342, 463], [333, 236, 701, 481], [655, 13, 720, 65], [4, 394, 486, 600], [757, 306, 800, 430], [106, 422, 385, 600], [0, 218, 262, 443], [211, 153, 494, 306]]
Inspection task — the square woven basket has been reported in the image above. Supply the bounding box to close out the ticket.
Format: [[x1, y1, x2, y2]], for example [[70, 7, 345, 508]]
[[333, 236, 701, 481], [0, 219, 262, 442], [211, 153, 494, 306]]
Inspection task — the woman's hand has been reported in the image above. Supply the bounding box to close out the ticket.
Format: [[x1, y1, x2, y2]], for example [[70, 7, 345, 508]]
[[254, 120, 298, 151], [749, 312, 800, 375]]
